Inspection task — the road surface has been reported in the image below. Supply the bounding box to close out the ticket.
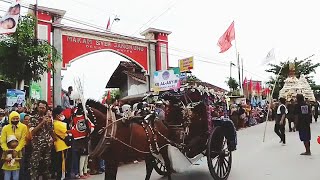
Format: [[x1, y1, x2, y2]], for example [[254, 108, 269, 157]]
[[90, 121, 320, 180]]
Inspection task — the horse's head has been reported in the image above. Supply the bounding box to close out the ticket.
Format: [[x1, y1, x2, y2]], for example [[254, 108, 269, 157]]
[[74, 103, 85, 116], [85, 99, 109, 156]]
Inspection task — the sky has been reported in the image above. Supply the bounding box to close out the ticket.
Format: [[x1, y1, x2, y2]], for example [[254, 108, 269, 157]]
[[1, 0, 320, 100]]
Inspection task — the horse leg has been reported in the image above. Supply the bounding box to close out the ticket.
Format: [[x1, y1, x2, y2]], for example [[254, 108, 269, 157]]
[[161, 147, 172, 180], [145, 154, 154, 180], [104, 160, 119, 180]]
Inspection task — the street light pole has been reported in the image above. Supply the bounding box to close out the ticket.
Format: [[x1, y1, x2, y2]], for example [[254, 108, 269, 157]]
[[108, 15, 120, 31]]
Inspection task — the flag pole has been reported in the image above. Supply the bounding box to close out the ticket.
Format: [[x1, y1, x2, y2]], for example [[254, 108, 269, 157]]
[[241, 58, 244, 88], [233, 21, 242, 94], [262, 60, 286, 142], [247, 78, 252, 99]]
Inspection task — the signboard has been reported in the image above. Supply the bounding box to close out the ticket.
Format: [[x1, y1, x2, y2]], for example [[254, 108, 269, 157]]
[[234, 98, 246, 105], [0, 2, 20, 34], [153, 68, 181, 91], [30, 82, 42, 100], [6, 89, 26, 107], [179, 56, 194, 72], [62, 35, 148, 71]]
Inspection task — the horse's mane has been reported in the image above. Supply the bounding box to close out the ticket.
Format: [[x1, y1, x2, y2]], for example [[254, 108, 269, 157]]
[[86, 99, 107, 114]]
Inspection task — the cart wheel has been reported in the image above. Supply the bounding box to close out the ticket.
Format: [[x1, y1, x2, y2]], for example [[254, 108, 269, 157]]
[[153, 157, 168, 176], [207, 126, 232, 180]]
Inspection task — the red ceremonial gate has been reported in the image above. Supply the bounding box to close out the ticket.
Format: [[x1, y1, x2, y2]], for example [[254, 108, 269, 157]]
[[32, 6, 171, 106], [61, 34, 148, 71]]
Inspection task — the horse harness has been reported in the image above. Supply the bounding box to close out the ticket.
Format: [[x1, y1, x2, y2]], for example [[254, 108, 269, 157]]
[[90, 98, 204, 157]]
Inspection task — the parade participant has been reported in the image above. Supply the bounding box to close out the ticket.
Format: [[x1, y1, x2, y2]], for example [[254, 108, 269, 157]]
[[2, 135, 21, 180], [52, 106, 71, 180], [274, 98, 288, 145], [0, 109, 9, 127], [287, 99, 296, 132], [62, 86, 74, 109], [1, 111, 27, 180], [312, 101, 319, 122], [61, 107, 74, 179], [28, 100, 55, 179], [0, 109, 7, 132], [229, 104, 239, 130], [71, 104, 94, 179], [294, 94, 312, 155], [21, 114, 32, 180], [1, 111, 27, 157], [238, 104, 246, 129], [16, 105, 25, 114]]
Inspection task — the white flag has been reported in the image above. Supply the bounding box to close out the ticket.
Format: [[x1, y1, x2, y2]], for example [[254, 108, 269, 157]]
[[262, 48, 275, 65]]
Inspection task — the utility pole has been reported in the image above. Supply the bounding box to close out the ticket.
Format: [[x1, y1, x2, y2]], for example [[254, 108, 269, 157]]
[[34, 0, 38, 39], [237, 53, 242, 93], [229, 61, 232, 79], [241, 58, 244, 87]]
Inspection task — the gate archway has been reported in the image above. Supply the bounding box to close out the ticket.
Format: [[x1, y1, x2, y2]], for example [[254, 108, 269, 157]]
[[33, 6, 171, 106]]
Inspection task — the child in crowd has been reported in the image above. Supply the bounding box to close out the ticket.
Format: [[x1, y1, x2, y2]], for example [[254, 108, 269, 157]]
[[2, 135, 21, 180]]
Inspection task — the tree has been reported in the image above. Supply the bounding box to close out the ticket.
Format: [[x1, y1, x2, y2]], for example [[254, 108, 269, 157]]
[[225, 77, 239, 91], [265, 55, 320, 98], [0, 15, 60, 88]]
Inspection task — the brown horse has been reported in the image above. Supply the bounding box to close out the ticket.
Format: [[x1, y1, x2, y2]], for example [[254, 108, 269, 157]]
[[86, 89, 212, 180], [86, 100, 173, 180]]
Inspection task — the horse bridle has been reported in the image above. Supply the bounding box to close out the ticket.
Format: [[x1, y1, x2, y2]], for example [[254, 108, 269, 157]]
[[90, 104, 180, 157], [90, 105, 118, 158]]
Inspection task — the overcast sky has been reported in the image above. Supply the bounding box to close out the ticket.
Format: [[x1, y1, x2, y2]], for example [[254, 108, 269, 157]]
[[1, 0, 320, 100]]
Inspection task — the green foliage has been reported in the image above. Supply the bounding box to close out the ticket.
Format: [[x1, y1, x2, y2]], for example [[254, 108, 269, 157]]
[[186, 75, 200, 82], [265, 55, 320, 98], [225, 77, 239, 91], [103, 88, 121, 103], [0, 15, 60, 83]]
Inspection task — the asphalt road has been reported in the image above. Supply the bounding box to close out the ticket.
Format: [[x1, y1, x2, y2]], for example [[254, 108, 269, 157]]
[[90, 120, 320, 180]]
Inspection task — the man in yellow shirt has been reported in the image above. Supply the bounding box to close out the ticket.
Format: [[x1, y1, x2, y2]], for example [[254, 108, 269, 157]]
[[52, 106, 71, 180]]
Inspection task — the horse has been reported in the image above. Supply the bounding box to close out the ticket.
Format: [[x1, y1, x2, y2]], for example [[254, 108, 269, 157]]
[[86, 88, 213, 180], [160, 88, 210, 158], [86, 99, 173, 180]]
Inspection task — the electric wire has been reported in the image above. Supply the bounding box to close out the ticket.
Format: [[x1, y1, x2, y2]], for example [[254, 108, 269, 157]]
[[130, 0, 178, 36]]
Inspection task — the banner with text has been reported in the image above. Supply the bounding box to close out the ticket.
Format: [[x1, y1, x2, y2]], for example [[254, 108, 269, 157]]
[[179, 56, 194, 72], [30, 82, 42, 100], [153, 68, 181, 91], [6, 89, 26, 107], [0, 2, 20, 34]]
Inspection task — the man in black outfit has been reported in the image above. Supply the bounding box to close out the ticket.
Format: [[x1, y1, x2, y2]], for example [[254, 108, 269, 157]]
[[274, 98, 287, 145], [294, 94, 312, 155], [287, 99, 296, 132], [313, 101, 319, 122]]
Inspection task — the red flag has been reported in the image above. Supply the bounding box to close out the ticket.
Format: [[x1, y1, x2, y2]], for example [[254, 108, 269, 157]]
[[256, 82, 261, 94], [243, 77, 247, 86], [107, 90, 111, 101], [217, 21, 235, 53], [102, 90, 111, 104], [106, 17, 111, 30], [249, 79, 253, 92], [263, 88, 270, 95], [102, 97, 106, 104]]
